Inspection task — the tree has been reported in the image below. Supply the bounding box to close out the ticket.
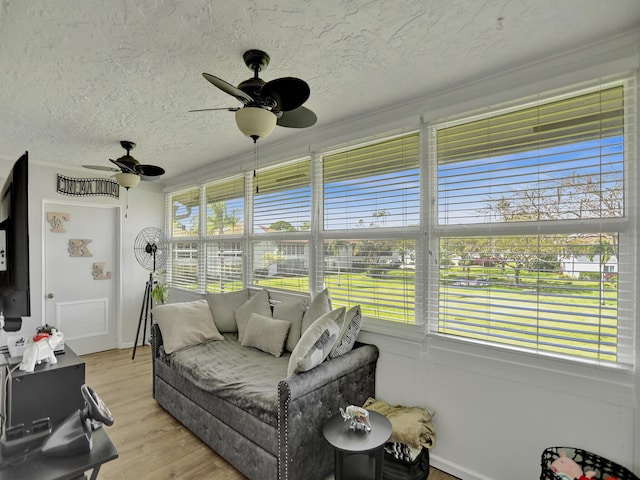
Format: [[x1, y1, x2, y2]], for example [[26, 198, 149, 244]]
[[207, 201, 241, 235], [269, 220, 296, 231], [477, 173, 622, 284]]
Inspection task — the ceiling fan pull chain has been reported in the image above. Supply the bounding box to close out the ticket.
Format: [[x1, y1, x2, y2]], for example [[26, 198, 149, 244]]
[[254, 142, 259, 194], [124, 188, 130, 218]]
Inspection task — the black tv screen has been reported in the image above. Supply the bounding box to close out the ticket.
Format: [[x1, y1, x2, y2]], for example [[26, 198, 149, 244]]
[[0, 152, 30, 331]]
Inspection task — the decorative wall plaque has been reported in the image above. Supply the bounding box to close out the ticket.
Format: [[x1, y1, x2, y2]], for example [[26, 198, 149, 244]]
[[57, 174, 119, 198], [68, 239, 93, 257], [47, 212, 70, 233], [92, 262, 112, 280]]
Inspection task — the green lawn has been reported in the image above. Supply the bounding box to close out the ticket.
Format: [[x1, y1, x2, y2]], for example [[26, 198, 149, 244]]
[[204, 264, 619, 361]]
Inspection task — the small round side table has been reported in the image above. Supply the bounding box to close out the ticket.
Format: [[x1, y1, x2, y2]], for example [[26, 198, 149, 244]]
[[322, 410, 392, 480]]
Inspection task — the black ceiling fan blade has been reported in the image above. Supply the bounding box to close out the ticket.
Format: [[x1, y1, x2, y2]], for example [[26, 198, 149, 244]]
[[262, 77, 310, 112], [136, 164, 165, 177], [202, 73, 253, 104], [109, 158, 137, 174], [276, 106, 317, 128], [83, 165, 120, 172], [188, 107, 241, 112]]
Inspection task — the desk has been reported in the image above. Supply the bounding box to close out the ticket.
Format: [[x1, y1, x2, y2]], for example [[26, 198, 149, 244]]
[[323, 410, 392, 480], [5, 346, 85, 429], [0, 427, 118, 480]]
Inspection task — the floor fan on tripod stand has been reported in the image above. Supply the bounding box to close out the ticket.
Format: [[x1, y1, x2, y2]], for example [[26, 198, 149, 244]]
[[132, 227, 167, 360]]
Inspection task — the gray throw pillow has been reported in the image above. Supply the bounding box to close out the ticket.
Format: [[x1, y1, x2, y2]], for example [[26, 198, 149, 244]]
[[301, 288, 332, 334], [235, 289, 271, 343], [206, 289, 249, 333], [153, 300, 223, 354], [273, 300, 308, 352], [241, 313, 291, 358], [287, 307, 345, 377], [329, 305, 362, 359]]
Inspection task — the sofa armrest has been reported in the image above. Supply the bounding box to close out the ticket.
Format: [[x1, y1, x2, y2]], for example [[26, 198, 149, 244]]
[[279, 343, 379, 401], [151, 323, 163, 359], [277, 343, 379, 480]]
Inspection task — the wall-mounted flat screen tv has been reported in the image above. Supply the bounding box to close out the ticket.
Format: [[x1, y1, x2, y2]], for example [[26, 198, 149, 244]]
[[0, 152, 30, 331]]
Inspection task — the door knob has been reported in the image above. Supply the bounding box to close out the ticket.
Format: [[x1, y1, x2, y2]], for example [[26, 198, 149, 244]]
[[47, 293, 54, 299]]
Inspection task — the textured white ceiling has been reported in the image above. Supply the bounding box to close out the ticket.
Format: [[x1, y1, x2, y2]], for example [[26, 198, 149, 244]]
[[1, 0, 639, 183]]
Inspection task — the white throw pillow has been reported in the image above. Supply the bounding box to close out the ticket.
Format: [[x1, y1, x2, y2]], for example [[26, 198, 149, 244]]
[[153, 300, 223, 354], [241, 313, 291, 358], [206, 289, 249, 333], [235, 289, 272, 343], [273, 300, 308, 352], [301, 288, 332, 334], [329, 305, 362, 359], [287, 307, 345, 377]]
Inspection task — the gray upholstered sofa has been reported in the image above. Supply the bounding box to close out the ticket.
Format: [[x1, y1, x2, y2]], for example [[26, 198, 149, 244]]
[[150, 289, 379, 480]]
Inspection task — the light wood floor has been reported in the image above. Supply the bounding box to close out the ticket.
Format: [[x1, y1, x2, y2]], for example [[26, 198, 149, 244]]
[[82, 346, 458, 480]]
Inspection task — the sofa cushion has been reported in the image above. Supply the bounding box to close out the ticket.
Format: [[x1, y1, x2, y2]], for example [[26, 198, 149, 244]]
[[153, 300, 223, 354], [288, 307, 345, 377], [206, 289, 249, 333], [273, 300, 308, 352], [235, 289, 272, 343], [301, 288, 332, 334], [241, 313, 291, 357]]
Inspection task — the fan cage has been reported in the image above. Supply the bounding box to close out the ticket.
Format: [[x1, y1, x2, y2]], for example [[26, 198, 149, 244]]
[[134, 228, 167, 271]]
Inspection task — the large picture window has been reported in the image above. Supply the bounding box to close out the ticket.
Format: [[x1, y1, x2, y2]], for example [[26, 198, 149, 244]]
[[431, 83, 635, 366], [322, 133, 420, 323]]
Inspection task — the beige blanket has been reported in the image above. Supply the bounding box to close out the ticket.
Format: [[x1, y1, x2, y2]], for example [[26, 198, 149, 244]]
[[363, 397, 436, 449]]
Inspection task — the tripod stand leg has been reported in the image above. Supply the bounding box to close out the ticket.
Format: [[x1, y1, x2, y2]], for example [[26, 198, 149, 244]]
[[132, 281, 152, 360]]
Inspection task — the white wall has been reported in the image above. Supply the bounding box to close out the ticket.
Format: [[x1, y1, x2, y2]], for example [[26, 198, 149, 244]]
[[164, 30, 640, 479], [22, 163, 164, 349]]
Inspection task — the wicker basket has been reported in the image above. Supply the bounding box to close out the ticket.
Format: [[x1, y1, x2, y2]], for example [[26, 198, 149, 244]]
[[540, 447, 639, 480]]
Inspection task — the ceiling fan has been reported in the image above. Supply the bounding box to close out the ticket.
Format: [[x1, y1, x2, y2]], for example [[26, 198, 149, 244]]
[[191, 49, 317, 142], [83, 140, 165, 189]]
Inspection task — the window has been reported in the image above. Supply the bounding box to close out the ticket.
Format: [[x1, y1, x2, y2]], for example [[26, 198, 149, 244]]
[[167, 188, 202, 290], [251, 159, 311, 292], [322, 133, 421, 323], [205, 176, 244, 235], [253, 160, 311, 232], [431, 83, 636, 366]]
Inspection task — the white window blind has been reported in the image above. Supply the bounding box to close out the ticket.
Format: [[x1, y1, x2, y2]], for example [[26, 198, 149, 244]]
[[432, 82, 636, 366], [253, 159, 311, 233], [324, 133, 420, 230], [252, 240, 309, 293], [250, 158, 311, 291], [170, 187, 200, 237], [205, 241, 243, 293], [205, 176, 245, 235], [167, 187, 203, 291], [322, 133, 421, 324]]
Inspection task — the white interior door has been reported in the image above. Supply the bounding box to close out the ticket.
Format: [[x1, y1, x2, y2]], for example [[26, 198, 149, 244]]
[[44, 202, 119, 355]]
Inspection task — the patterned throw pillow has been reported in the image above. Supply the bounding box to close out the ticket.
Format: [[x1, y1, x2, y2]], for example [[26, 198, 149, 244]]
[[329, 305, 362, 359], [287, 307, 345, 377]]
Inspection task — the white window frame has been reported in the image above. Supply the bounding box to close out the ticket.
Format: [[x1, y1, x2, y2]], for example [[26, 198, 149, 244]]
[[426, 77, 637, 369]]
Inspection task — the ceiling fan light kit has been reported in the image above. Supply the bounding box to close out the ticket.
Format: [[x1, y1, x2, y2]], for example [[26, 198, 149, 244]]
[[235, 106, 277, 142], [197, 49, 317, 141], [115, 172, 141, 189]]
